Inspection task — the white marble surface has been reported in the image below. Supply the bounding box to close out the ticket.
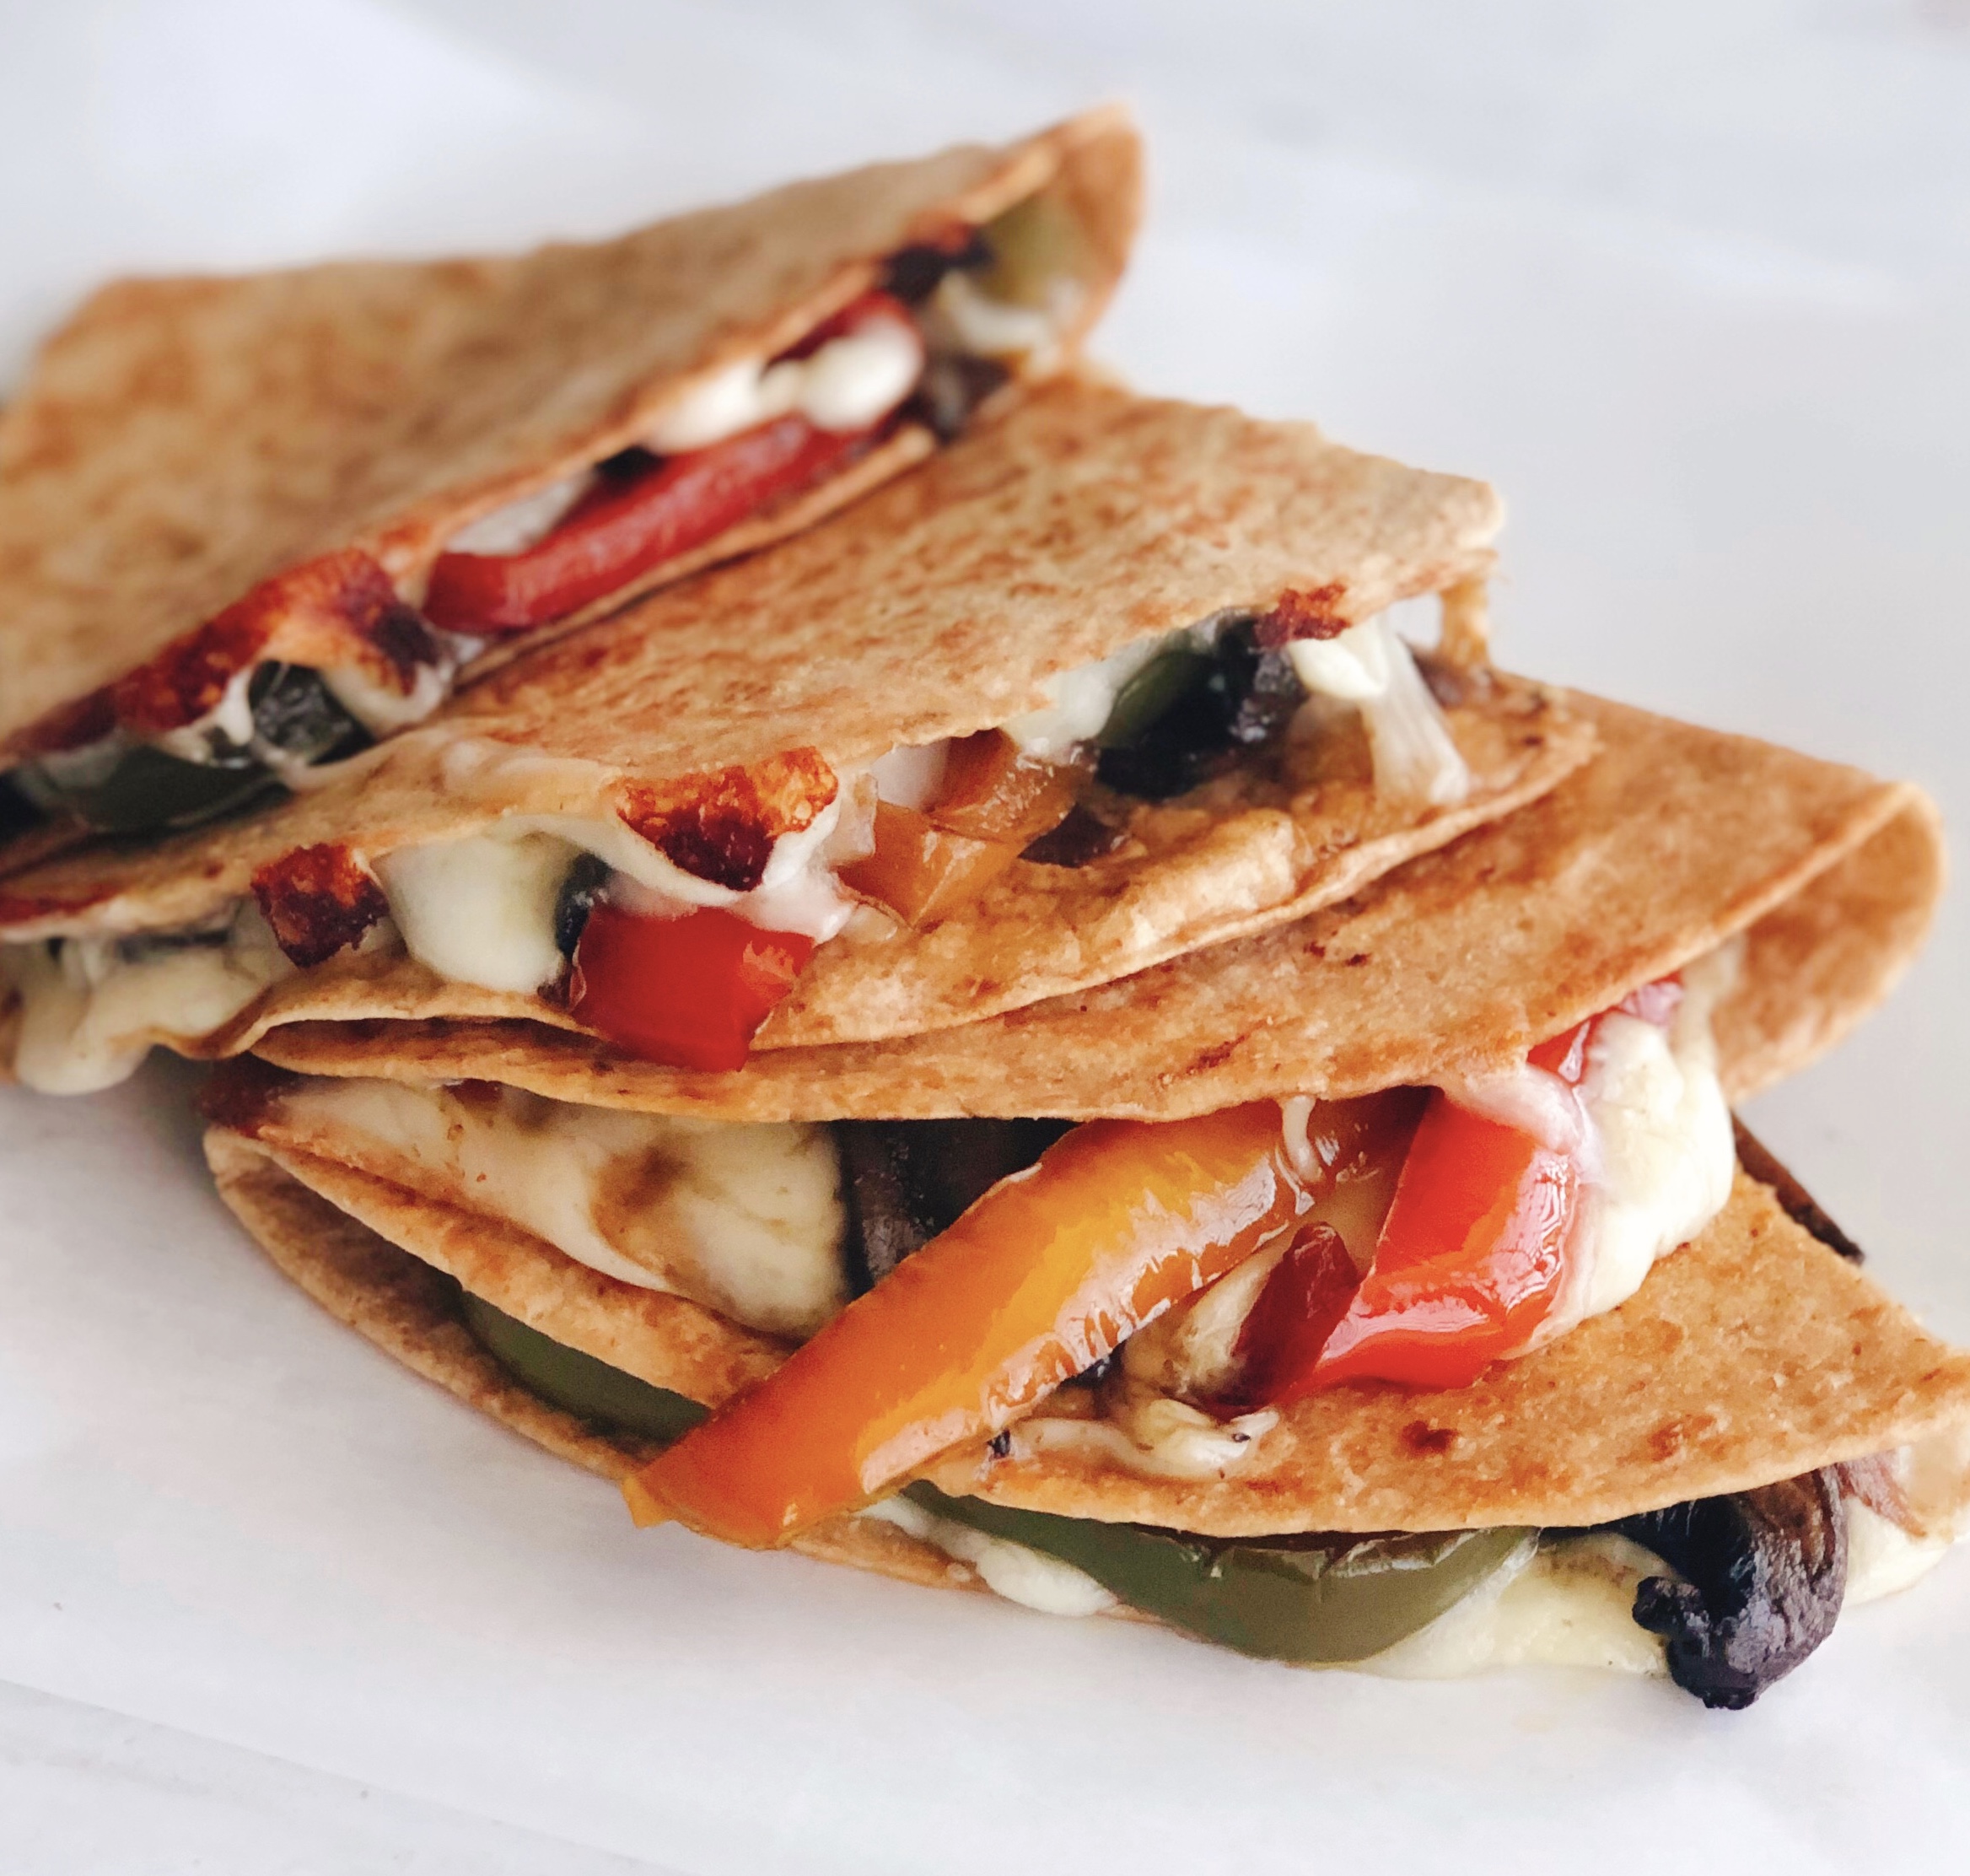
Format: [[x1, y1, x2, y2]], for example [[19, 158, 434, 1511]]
[[3, 2, 1969, 1869]]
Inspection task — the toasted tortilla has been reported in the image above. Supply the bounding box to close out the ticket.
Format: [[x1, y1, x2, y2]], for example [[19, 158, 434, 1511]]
[[0, 108, 1140, 766], [206, 1124, 1970, 1545], [3, 380, 1586, 1064], [202, 1134, 971, 1598], [251, 694, 1942, 1118]]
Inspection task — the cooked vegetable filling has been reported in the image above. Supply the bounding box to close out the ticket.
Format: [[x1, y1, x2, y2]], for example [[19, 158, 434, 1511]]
[[0, 192, 1093, 844], [3, 596, 1477, 1090], [457, 1287, 1915, 1701]]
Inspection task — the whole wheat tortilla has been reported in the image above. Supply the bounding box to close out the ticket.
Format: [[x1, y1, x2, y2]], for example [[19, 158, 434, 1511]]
[[251, 695, 1941, 1118], [203, 1133, 974, 1599], [206, 1126, 1970, 1542], [3, 380, 1579, 1060], [1, 108, 1140, 761]]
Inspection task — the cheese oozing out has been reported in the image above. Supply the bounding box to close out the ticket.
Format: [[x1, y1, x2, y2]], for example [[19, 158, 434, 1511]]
[[1437, 939, 1740, 1349], [865, 1481, 1963, 1678], [376, 789, 858, 997], [444, 310, 933, 560], [1287, 612, 1470, 809], [3, 905, 291, 1096], [4, 601, 1464, 1092], [275, 1076, 847, 1338]]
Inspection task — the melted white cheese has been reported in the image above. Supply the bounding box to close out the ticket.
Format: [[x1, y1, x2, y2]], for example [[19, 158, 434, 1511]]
[[372, 790, 856, 999], [375, 830, 579, 994], [1288, 612, 1469, 808], [1003, 623, 1220, 761], [277, 1076, 847, 1337], [644, 315, 923, 454], [1364, 1534, 1665, 1679], [5, 907, 289, 1095], [1008, 1388, 1279, 1482], [1559, 946, 1738, 1329], [925, 272, 1071, 364], [323, 655, 455, 738], [859, 1495, 1117, 1617]]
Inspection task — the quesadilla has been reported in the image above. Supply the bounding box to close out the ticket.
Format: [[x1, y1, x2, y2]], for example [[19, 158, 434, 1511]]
[[0, 108, 1139, 860], [1, 380, 1592, 1094], [204, 697, 1970, 1706]]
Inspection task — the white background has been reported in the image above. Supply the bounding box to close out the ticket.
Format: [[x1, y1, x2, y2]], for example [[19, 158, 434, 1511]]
[[3, 2, 1969, 1869]]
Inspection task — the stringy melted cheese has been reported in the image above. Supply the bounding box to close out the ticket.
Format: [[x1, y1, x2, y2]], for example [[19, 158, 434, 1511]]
[[276, 1077, 847, 1338], [4, 908, 290, 1095]]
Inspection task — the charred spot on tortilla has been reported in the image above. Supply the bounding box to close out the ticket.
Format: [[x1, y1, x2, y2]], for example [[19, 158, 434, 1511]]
[[1254, 585, 1350, 647], [616, 752, 838, 894], [1617, 1469, 1849, 1709]]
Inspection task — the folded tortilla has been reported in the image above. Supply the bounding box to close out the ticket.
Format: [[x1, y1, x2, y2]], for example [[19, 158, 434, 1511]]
[[0, 108, 1140, 864], [205, 1131, 1970, 1551], [250, 693, 1941, 1117], [202, 691, 1962, 1593], [2, 379, 1591, 1090]]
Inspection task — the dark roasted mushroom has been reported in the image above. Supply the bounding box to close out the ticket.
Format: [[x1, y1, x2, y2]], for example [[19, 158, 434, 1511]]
[[552, 852, 613, 960], [1614, 1468, 1849, 1709], [833, 1118, 1072, 1292], [1095, 620, 1304, 801]]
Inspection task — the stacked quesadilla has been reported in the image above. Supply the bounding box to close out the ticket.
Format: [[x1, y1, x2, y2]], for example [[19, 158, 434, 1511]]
[[0, 108, 1138, 863], [8, 115, 1967, 1712]]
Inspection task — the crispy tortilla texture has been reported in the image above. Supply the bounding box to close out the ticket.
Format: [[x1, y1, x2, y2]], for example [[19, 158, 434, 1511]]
[[0, 108, 1138, 756], [139, 668, 1581, 1059], [934, 1174, 1970, 1532], [207, 1129, 1970, 1541], [203, 1130, 972, 1597], [250, 696, 1936, 1118], [0, 374, 1511, 947]]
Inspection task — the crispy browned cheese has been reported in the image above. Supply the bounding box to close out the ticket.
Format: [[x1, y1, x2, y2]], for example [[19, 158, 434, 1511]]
[[250, 695, 1941, 1118], [0, 108, 1140, 764]]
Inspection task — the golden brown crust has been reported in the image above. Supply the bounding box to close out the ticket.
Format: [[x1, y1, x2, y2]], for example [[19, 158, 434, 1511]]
[[933, 1174, 1970, 1532], [204, 1132, 976, 1597], [0, 108, 1139, 758], [208, 1129, 1970, 1543], [250, 696, 1934, 1119], [2, 377, 1558, 1059]]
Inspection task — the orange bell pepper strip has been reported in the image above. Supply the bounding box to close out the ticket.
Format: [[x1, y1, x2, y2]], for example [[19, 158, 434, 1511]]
[[623, 1102, 1311, 1545], [835, 801, 1020, 927], [926, 730, 1084, 844], [840, 734, 1085, 926]]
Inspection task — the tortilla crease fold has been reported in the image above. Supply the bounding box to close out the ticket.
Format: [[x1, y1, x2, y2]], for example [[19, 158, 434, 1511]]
[[206, 1132, 1970, 1556], [0, 106, 1142, 768], [2, 378, 1591, 1066], [250, 695, 1946, 1119]]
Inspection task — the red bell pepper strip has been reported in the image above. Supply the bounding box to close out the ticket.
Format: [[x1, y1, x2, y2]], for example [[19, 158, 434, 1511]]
[[1231, 1223, 1359, 1404], [570, 902, 813, 1072], [1242, 978, 1684, 1398], [423, 417, 875, 633], [624, 1102, 1311, 1544]]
